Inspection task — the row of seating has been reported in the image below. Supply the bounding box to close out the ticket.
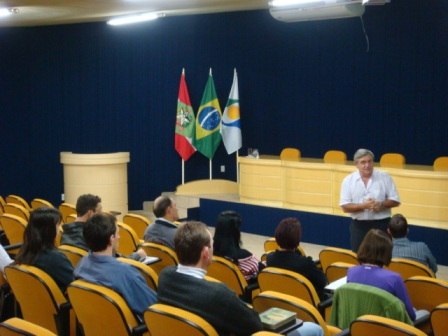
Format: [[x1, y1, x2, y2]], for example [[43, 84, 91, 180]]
[[279, 148, 448, 170]]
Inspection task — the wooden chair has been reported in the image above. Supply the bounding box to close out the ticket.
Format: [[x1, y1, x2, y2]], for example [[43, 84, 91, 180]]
[[431, 303, 448, 336], [140, 242, 178, 275], [0, 317, 57, 336], [0, 196, 6, 215], [263, 237, 306, 256], [207, 256, 258, 302], [122, 213, 150, 239], [252, 291, 341, 336], [116, 222, 141, 256], [3, 203, 30, 221], [58, 244, 87, 268], [323, 150, 347, 164], [65, 214, 77, 224], [280, 148, 300, 161], [387, 258, 435, 280], [379, 153, 406, 168], [433, 156, 448, 171], [318, 247, 358, 273], [31, 198, 54, 209], [257, 267, 329, 318], [117, 257, 158, 291], [5, 195, 31, 211], [67, 279, 146, 336], [144, 303, 218, 336], [58, 203, 76, 223], [404, 276, 448, 312], [350, 315, 426, 336], [4, 264, 72, 336], [325, 262, 355, 283], [0, 214, 27, 254]]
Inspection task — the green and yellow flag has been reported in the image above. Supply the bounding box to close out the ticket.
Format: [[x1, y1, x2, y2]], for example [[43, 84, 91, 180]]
[[194, 70, 222, 160]]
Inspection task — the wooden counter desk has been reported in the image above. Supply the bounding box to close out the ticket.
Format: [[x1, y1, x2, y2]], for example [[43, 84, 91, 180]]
[[239, 156, 448, 230]]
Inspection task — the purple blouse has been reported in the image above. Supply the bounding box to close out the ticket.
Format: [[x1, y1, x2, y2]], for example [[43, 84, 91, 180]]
[[347, 265, 416, 320]]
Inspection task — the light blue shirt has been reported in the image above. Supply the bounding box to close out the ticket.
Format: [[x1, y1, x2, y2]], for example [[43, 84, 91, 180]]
[[75, 253, 157, 316], [392, 237, 438, 273]]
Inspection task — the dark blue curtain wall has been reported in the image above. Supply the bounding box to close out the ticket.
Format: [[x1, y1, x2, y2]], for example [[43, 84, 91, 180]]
[[0, 0, 447, 209]]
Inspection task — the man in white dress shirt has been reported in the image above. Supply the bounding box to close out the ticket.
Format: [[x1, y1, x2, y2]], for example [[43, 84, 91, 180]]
[[340, 148, 400, 252]]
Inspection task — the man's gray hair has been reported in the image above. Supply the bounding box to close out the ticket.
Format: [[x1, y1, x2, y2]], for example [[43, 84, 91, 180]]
[[353, 148, 375, 161]]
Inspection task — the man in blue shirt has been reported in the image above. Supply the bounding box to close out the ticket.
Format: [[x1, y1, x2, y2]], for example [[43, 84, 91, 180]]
[[75, 213, 157, 318], [388, 214, 438, 273]]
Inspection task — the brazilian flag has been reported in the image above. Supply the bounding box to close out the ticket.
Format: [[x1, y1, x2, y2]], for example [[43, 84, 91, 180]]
[[194, 71, 222, 160]]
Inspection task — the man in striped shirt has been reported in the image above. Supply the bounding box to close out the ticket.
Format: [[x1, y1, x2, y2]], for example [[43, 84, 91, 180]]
[[388, 214, 438, 273]]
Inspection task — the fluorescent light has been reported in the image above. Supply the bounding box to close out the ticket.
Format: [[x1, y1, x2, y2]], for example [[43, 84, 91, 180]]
[[270, 0, 326, 7], [0, 8, 12, 18], [107, 12, 161, 26]]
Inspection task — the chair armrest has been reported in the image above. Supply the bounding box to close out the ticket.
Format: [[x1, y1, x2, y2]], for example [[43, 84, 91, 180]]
[[132, 323, 148, 336], [317, 296, 333, 318], [3, 243, 23, 251], [413, 309, 430, 327], [56, 302, 72, 336], [242, 282, 260, 303]]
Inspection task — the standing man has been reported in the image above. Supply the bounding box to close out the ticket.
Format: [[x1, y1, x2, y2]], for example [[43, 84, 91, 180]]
[[340, 148, 400, 252], [75, 213, 156, 318], [143, 196, 179, 249]]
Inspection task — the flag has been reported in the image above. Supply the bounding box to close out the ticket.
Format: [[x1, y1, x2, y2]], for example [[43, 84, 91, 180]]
[[175, 69, 196, 161], [194, 70, 222, 160], [221, 69, 242, 154]]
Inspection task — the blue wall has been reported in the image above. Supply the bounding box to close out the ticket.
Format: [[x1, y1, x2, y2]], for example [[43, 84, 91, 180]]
[[0, 0, 447, 210]]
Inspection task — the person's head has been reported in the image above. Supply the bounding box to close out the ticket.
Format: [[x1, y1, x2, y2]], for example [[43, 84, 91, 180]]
[[83, 213, 119, 253], [357, 229, 392, 267], [353, 148, 375, 178], [213, 211, 242, 258], [174, 221, 212, 268], [275, 217, 302, 250], [76, 194, 102, 218], [16, 207, 62, 264], [388, 214, 408, 239], [153, 196, 179, 221]]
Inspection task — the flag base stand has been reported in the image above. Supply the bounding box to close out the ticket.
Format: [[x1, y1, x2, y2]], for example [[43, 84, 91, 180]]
[[175, 179, 238, 196]]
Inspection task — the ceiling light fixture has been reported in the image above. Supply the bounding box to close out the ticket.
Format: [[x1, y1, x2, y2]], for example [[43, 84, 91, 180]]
[[0, 8, 18, 18], [107, 12, 163, 26], [270, 0, 326, 7]]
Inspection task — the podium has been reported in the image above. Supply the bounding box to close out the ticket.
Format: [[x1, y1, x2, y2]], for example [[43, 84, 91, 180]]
[[60, 152, 130, 218]]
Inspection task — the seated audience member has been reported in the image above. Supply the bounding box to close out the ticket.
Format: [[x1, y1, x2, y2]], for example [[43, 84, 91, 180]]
[[347, 229, 416, 320], [62, 193, 145, 260], [143, 196, 179, 249], [158, 221, 324, 336], [213, 210, 262, 283], [0, 244, 13, 273], [266, 218, 328, 300], [15, 207, 74, 292], [61, 193, 102, 250], [75, 213, 156, 318], [388, 214, 438, 273]]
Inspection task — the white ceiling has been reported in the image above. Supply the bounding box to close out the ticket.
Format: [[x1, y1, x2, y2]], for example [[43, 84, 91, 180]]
[[0, 0, 270, 27]]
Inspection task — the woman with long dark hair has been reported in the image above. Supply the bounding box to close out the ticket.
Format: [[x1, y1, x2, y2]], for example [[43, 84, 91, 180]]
[[15, 207, 74, 291], [213, 210, 261, 282]]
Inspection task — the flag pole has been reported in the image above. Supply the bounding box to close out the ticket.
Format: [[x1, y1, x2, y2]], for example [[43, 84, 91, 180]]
[[209, 159, 212, 180], [182, 159, 185, 185], [236, 151, 239, 183]]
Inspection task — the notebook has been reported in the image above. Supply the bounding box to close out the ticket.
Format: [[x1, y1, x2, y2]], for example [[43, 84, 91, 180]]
[[259, 307, 297, 331]]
